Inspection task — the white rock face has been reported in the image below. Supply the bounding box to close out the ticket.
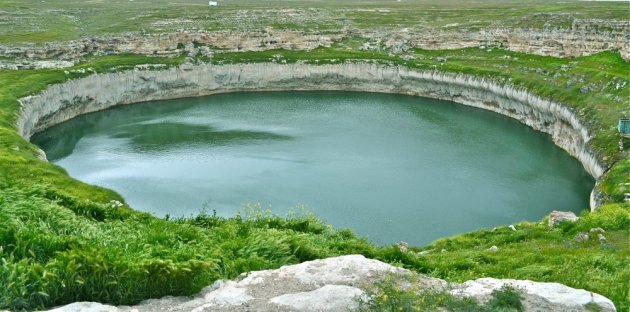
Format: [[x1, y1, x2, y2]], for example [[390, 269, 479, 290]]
[[1, 21, 627, 65], [47, 302, 120, 312], [269, 285, 363, 311], [454, 277, 616, 312], [44, 255, 616, 312], [0, 60, 75, 70]]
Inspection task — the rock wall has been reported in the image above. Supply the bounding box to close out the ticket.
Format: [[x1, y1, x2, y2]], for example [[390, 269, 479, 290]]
[[17, 62, 605, 208], [368, 26, 629, 60], [1, 22, 628, 69], [0, 29, 342, 66]]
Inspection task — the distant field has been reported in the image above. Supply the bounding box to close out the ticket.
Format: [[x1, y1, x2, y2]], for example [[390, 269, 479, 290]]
[[0, 0, 628, 44]]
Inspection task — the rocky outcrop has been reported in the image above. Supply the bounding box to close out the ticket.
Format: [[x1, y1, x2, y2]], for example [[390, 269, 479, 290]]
[[44, 255, 617, 312], [0, 30, 342, 69], [366, 23, 629, 60], [16, 62, 605, 208], [1, 19, 628, 69], [454, 277, 616, 311]]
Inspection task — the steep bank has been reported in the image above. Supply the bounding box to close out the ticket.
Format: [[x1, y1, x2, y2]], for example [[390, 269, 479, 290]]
[[17, 62, 605, 207]]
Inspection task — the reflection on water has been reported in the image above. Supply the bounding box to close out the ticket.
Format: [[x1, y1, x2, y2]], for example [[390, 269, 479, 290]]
[[32, 91, 595, 246], [112, 122, 292, 152]]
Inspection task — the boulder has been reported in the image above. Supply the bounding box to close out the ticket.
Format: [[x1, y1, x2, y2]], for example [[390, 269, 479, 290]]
[[575, 232, 590, 242], [396, 241, 409, 252], [548, 211, 579, 227], [487, 245, 499, 252]]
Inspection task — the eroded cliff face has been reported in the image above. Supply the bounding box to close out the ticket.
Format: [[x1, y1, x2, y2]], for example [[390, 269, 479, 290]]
[[368, 22, 629, 60], [17, 62, 605, 208], [1, 20, 628, 69]]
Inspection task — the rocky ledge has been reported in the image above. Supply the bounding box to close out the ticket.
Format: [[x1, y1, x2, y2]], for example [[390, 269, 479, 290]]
[[44, 255, 616, 312], [1, 18, 628, 70]]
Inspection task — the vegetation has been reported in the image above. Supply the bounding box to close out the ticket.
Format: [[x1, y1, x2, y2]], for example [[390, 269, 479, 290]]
[[599, 159, 630, 203], [413, 203, 629, 310], [359, 277, 524, 312], [2, 179, 627, 311], [0, 181, 378, 309], [0, 0, 628, 311]]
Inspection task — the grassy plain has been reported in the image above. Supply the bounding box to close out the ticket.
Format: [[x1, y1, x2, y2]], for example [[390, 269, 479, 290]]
[[0, 0, 628, 311]]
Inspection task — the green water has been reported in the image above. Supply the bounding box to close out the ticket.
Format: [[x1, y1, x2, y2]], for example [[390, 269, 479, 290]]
[[32, 91, 595, 246]]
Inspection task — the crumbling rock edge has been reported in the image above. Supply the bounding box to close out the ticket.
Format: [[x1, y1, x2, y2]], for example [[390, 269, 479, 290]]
[[2, 20, 628, 70], [44, 255, 616, 312]]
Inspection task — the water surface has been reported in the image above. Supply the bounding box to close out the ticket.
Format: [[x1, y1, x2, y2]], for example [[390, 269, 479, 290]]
[[32, 92, 594, 245]]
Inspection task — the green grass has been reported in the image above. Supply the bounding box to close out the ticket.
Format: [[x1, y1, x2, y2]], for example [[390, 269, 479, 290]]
[[599, 159, 630, 203], [359, 278, 525, 312], [411, 203, 630, 311], [0, 54, 185, 201], [1, 182, 628, 311], [0, 181, 378, 310]]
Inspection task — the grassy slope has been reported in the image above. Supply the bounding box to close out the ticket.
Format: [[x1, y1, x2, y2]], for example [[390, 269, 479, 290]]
[[415, 204, 630, 310], [0, 181, 381, 309]]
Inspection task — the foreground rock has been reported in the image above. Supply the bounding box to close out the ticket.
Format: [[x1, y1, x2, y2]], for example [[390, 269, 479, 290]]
[[454, 278, 616, 312], [46, 255, 615, 312]]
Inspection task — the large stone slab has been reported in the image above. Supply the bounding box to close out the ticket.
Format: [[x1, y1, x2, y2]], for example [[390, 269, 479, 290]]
[[453, 278, 616, 312], [45, 255, 616, 312]]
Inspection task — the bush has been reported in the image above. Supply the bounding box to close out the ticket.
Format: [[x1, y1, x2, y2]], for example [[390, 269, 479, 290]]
[[487, 285, 524, 312]]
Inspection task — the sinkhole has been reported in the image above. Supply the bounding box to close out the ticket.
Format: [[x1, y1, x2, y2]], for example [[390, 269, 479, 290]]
[[32, 91, 594, 245]]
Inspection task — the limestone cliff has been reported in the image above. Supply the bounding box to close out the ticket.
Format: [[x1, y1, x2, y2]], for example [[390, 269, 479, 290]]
[[1, 20, 628, 69]]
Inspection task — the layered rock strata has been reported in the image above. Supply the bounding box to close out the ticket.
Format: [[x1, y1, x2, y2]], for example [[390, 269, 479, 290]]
[[17, 62, 605, 208], [1, 20, 628, 69]]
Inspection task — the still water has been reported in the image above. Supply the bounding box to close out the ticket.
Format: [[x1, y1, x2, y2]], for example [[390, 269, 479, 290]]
[[32, 92, 594, 245]]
